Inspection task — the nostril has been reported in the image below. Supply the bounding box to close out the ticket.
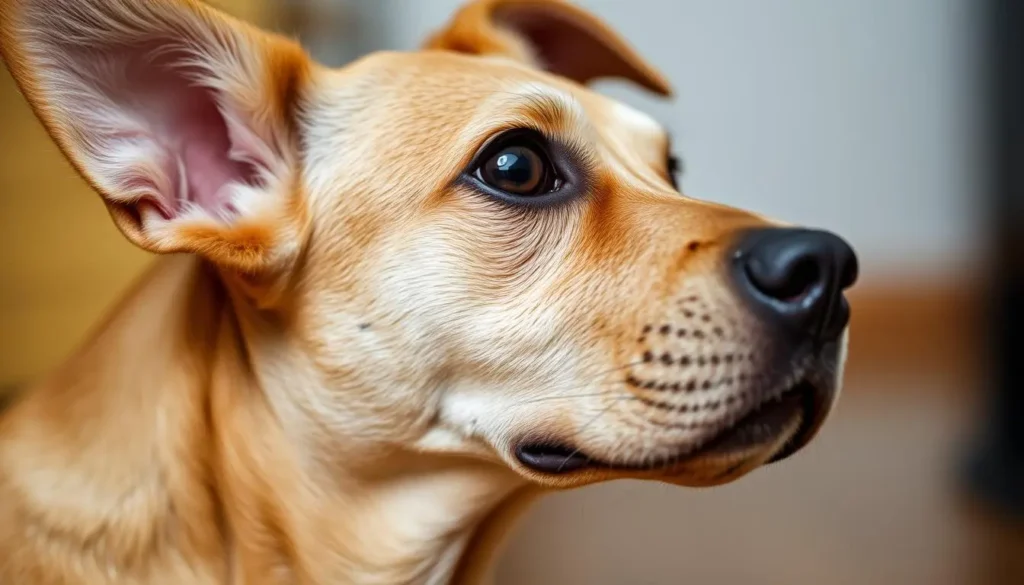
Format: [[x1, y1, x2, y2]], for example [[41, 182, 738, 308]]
[[731, 228, 858, 341], [759, 256, 821, 302], [787, 258, 822, 301], [744, 252, 823, 304]]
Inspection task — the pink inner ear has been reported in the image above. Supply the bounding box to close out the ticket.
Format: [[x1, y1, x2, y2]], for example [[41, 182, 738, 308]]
[[68, 43, 265, 220]]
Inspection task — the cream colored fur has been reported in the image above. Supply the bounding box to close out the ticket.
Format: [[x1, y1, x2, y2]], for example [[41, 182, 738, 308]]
[[0, 0, 848, 583]]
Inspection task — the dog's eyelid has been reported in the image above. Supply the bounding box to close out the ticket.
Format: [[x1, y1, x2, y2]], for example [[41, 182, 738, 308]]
[[667, 154, 681, 172], [662, 132, 683, 190], [663, 131, 676, 163], [467, 128, 552, 170], [459, 126, 591, 208]]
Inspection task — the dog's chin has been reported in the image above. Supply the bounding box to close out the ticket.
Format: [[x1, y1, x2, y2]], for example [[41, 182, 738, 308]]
[[511, 374, 838, 489]]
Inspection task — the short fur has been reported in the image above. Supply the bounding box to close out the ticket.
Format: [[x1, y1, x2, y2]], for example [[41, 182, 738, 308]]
[[0, 1, 849, 583]]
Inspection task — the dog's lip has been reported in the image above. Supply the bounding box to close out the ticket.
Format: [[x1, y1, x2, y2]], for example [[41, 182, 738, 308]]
[[766, 379, 827, 464], [514, 379, 820, 476], [514, 443, 593, 474]]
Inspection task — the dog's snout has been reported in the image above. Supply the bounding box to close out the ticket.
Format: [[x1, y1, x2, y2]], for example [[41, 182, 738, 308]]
[[731, 228, 858, 341]]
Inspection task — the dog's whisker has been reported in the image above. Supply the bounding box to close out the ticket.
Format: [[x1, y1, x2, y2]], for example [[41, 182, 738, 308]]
[[545, 358, 648, 391], [507, 388, 626, 407], [575, 359, 647, 381], [504, 359, 648, 408], [555, 398, 631, 472]]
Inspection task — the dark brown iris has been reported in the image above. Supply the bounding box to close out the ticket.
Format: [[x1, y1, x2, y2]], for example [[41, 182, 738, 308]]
[[479, 145, 547, 195]]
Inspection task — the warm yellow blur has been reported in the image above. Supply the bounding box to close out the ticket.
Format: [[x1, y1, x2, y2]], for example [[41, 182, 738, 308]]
[[0, 59, 150, 384]]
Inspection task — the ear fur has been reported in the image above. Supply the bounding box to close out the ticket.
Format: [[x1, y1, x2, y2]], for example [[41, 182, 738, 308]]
[[424, 0, 672, 96], [0, 0, 312, 274]]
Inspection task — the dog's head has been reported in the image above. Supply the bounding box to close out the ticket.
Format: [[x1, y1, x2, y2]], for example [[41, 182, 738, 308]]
[[0, 0, 856, 488]]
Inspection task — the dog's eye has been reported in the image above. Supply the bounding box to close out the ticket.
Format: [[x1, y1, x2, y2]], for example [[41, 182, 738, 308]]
[[479, 146, 548, 195], [667, 154, 682, 190], [473, 133, 558, 197]]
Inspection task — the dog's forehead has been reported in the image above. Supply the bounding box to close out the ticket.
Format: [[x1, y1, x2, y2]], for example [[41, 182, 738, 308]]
[[322, 51, 667, 149], [301, 51, 674, 219], [450, 53, 667, 142]]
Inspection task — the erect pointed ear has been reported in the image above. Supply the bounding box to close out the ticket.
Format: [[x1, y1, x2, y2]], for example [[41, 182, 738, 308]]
[[424, 0, 671, 96], [0, 0, 312, 275]]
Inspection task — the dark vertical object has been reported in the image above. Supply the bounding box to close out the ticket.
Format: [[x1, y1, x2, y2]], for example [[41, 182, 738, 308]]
[[964, 0, 1024, 521]]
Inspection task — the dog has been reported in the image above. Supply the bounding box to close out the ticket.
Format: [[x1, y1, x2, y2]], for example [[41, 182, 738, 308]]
[[0, 0, 858, 583]]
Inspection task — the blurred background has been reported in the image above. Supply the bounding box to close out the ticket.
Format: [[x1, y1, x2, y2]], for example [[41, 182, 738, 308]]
[[1, 0, 1021, 583]]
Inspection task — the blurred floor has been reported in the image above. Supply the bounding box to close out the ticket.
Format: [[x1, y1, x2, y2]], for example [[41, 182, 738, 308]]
[[497, 374, 1024, 585]]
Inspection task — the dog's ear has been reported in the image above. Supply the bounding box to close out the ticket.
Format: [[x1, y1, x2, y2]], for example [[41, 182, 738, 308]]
[[424, 0, 671, 96], [0, 0, 311, 275]]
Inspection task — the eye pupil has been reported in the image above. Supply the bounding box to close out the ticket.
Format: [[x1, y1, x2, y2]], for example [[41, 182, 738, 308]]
[[479, 144, 549, 196], [493, 149, 532, 184]]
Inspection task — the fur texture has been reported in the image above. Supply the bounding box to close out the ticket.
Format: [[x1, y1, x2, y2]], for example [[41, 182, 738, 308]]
[[0, 1, 849, 583]]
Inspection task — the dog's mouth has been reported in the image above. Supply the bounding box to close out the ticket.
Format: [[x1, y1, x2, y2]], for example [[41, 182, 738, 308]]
[[515, 379, 822, 476]]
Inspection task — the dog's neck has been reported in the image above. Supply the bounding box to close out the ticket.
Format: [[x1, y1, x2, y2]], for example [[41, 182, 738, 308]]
[[0, 255, 530, 585]]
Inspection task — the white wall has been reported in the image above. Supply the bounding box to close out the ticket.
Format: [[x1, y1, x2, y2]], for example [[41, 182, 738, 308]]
[[361, 0, 986, 285]]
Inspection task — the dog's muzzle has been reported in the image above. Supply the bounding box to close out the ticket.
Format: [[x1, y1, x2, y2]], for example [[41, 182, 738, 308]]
[[514, 227, 858, 479]]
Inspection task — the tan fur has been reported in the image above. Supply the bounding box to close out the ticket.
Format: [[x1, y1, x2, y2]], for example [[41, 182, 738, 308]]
[[0, 0, 848, 583]]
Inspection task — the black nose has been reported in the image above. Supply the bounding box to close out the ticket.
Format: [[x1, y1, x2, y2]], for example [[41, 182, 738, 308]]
[[731, 228, 858, 342]]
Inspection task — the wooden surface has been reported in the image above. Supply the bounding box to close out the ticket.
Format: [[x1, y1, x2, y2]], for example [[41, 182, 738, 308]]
[[844, 281, 984, 388]]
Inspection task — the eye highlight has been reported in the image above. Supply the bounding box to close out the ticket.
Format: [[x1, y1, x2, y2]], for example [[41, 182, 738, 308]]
[[479, 145, 550, 195], [473, 130, 559, 197]]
